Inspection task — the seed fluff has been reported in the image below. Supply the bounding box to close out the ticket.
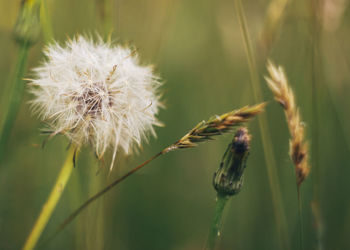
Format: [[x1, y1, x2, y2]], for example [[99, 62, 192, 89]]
[[29, 35, 163, 170]]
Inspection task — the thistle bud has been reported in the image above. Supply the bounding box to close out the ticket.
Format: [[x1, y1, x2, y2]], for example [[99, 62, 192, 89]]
[[13, 0, 41, 45], [213, 127, 251, 196]]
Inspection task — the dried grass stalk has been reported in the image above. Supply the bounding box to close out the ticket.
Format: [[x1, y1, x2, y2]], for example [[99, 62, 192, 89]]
[[265, 61, 310, 187]]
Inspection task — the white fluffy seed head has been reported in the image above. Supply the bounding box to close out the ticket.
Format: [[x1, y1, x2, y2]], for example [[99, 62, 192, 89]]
[[29, 35, 163, 170]]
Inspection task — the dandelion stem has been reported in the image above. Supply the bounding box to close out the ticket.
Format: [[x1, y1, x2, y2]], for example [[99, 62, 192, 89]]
[[22, 145, 78, 250], [234, 0, 289, 248], [0, 41, 30, 162], [207, 193, 229, 250]]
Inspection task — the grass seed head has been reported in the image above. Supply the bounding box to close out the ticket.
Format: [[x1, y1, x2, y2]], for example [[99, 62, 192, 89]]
[[174, 103, 265, 149], [265, 60, 310, 186]]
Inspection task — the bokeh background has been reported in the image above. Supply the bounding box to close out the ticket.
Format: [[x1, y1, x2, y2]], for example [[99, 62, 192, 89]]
[[1, 0, 350, 249]]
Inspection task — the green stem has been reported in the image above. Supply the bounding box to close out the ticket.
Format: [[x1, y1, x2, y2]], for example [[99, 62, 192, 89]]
[[311, 0, 320, 202], [104, 0, 113, 38], [97, 0, 113, 41], [207, 193, 229, 250], [40, 0, 54, 42], [297, 187, 304, 250], [234, 0, 290, 249], [0, 41, 30, 162], [310, 1, 323, 249], [22, 145, 78, 250]]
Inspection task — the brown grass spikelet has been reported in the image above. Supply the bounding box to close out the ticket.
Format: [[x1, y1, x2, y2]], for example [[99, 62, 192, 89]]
[[265, 60, 310, 187], [174, 103, 266, 149]]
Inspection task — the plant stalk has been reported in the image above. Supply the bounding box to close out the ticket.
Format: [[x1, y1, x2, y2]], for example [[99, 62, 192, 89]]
[[22, 145, 78, 250], [0, 41, 30, 162], [297, 188, 304, 250], [97, 0, 113, 40], [1, 0, 42, 162], [234, 0, 289, 248], [310, 1, 323, 249], [40, 0, 53, 42], [207, 193, 229, 250], [42, 146, 174, 245]]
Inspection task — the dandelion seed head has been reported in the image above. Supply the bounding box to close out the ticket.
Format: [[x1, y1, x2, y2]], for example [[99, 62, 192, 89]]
[[29, 35, 163, 170]]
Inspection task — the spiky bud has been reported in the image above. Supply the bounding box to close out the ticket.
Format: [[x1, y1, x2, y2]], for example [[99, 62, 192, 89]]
[[213, 127, 251, 196]]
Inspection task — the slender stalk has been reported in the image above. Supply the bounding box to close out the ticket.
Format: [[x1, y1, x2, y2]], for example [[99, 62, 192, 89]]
[[67, 160, 85, 249], [97, 0, 113, 40], [310, 0, 323, 249], [310, 0, 320, 203], [86, 161, 106, 249], [1, 0, 42, 162], [259, 0, 290, 58], [60, 150, 164, 224], [207, 193, 229, 250], [22, 145, 78, 250], [0, 42, 30, 162], [297, 189, 304, 250], [40, 0, 54, 42], [234, 0, 289, 249], [43, 148, 169, 245], [104, 0, 113, 38]]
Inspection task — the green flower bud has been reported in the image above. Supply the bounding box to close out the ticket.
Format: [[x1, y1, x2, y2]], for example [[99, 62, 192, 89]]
[[213, 127, 250, 196], [13, 0, 41, 45]]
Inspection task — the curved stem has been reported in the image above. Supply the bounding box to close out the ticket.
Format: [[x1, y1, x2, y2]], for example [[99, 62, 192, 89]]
[[207, 193, 229, 250], [42, 146, 174, 246], [0, 41, 30, 162], [22, 145, 78, 250]]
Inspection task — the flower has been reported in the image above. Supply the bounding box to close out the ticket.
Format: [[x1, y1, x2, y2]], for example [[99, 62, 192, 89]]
[[29, 35, 163, 170]]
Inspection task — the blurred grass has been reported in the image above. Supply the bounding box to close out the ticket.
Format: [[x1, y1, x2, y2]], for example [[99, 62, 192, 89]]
[[0, 0, 350, 249]]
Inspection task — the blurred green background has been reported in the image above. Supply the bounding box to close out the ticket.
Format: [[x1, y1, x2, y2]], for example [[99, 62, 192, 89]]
[[1, 0, 350, 249]]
